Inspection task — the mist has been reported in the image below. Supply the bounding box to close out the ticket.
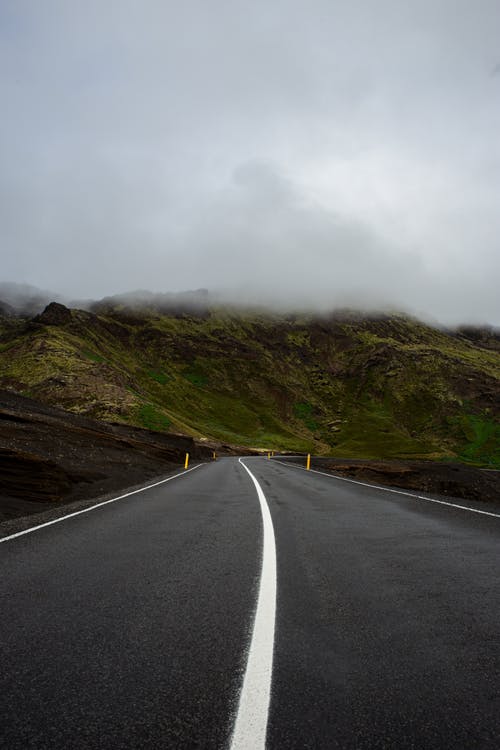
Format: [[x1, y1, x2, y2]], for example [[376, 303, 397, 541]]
[[1, 1, 499, 325]]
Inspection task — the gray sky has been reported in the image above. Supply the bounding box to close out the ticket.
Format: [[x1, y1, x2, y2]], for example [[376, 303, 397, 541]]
[[1, 0, 500, 324]]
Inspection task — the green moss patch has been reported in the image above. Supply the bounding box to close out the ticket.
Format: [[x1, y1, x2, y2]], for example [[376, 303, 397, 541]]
[[82, 349, 106, 363], [147, 370, 171, 385], [293, 402, 319, 431], [184, 371, 208, 387], [455, 413, 500, 468], [138, 404, 172, 432]]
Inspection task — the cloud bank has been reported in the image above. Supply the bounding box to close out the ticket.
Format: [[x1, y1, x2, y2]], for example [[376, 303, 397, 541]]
[[1, 0, 499, 323]]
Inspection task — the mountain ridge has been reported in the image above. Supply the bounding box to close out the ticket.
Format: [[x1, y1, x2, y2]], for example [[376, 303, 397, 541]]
[[0, 298, 498, 466]]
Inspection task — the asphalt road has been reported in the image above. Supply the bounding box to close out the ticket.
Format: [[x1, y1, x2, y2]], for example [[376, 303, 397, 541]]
[[1, 456, 500, 748]]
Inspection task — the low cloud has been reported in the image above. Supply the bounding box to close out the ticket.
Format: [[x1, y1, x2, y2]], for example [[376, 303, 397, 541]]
[[1, 1, 499, 324]]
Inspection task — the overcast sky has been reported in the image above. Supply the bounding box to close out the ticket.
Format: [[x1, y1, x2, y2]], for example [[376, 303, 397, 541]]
[[1, 1, 499, 323]]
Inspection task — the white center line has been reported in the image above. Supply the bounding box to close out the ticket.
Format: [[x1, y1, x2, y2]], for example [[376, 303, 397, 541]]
[[0, 463, 204, 544], [230, 458, 277, 750]]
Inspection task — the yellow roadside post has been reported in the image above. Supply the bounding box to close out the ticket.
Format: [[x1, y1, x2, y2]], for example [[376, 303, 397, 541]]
[[306, 453, 311, 470], [213, 451, 216, 461], [268, 452, 271, 460], [184, 453, 189, 469]]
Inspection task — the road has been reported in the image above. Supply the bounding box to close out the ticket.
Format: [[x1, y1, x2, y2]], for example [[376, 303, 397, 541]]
[[1, 456, 500, 748]]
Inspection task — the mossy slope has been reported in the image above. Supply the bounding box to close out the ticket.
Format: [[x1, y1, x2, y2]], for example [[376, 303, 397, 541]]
[[0, 304, 498, 466]]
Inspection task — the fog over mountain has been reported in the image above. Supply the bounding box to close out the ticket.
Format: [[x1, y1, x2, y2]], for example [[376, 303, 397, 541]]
[[1, 1, 499, 324]]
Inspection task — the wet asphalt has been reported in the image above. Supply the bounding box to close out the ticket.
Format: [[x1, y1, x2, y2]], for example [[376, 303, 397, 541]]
[[1, 456, 500, 748]]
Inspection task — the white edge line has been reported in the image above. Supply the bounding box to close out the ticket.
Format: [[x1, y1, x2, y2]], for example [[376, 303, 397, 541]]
[[230, 458, 277, 750], [270, 457, 500, 519], [0, 463, 204, 544]]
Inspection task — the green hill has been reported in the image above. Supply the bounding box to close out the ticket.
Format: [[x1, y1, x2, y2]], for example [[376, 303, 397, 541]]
[[0, 300, 499, 466]]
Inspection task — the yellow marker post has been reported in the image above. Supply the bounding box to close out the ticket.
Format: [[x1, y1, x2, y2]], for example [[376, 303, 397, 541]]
[[184, 453, 189, 469], [213, 451, 216, 461], [306, 453, 311, 470], [268, 452, 271, 460]]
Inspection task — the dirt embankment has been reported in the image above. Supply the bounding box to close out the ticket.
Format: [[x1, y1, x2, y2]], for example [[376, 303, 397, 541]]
[[0, 390, 221, 523], [306, 457, 500, 505]]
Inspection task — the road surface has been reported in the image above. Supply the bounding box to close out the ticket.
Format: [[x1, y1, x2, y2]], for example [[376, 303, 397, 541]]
[[1, 456, 500, 748]]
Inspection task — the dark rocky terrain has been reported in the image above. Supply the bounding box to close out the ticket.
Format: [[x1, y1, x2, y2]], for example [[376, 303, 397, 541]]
[[322, 457, 500, 504], [0, 390, 227, 523], [279, 455, 500, 505]]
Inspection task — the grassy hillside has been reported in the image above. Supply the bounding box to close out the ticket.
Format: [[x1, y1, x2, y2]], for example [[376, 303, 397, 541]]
[[0, 301, 499, 466]]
